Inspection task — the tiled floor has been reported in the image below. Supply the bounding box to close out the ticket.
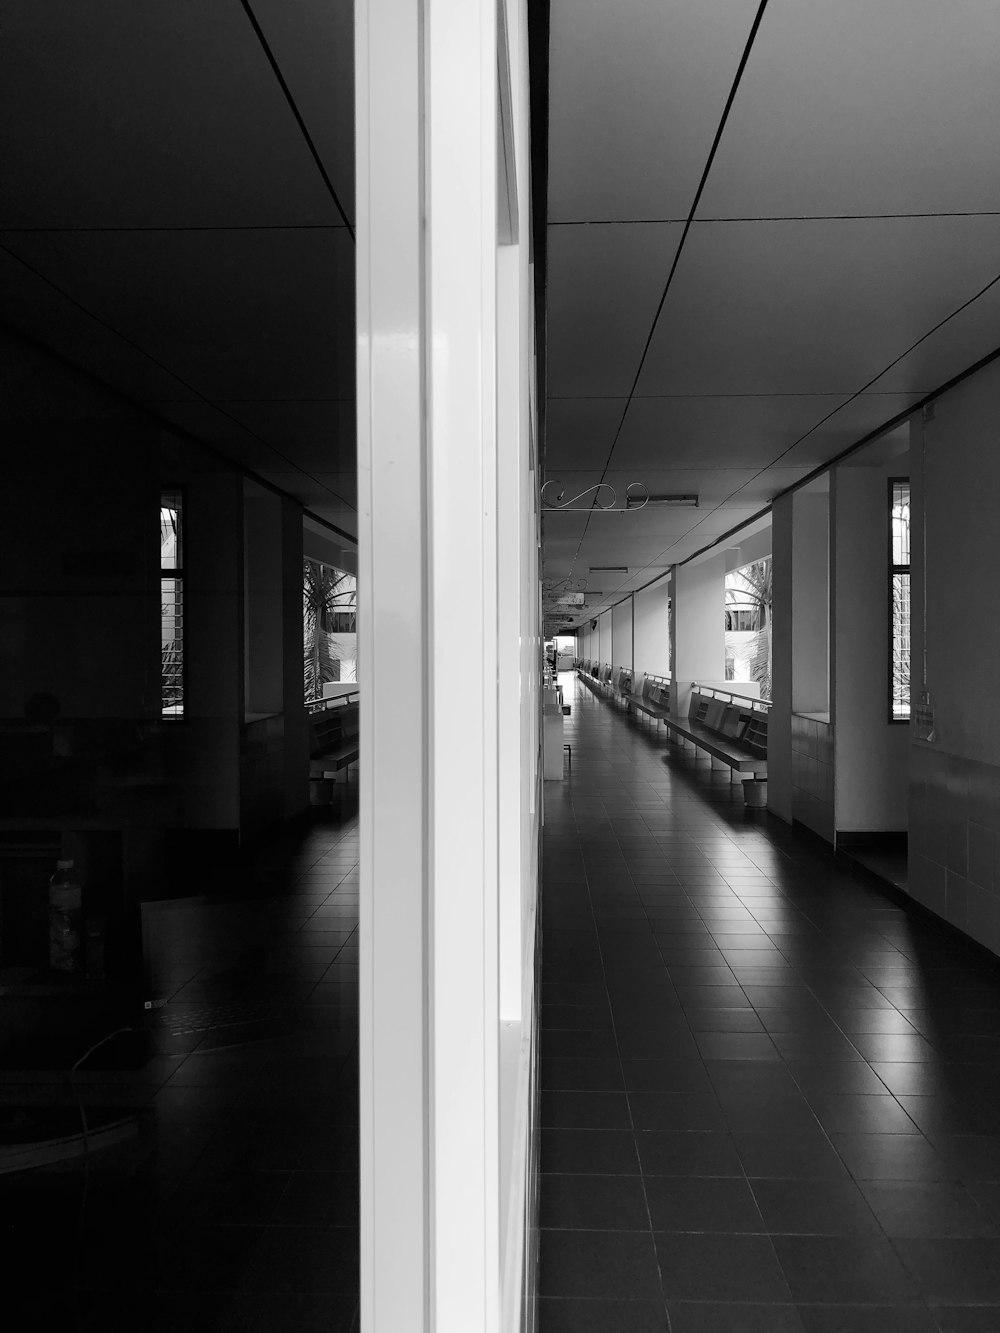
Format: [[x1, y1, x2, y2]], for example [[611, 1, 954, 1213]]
[[1, 795, 359, 1331], [540, 673, 1000, 1332]]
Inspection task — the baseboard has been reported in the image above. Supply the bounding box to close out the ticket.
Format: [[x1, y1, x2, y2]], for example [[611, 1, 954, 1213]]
[[835, 830, 908, 853]]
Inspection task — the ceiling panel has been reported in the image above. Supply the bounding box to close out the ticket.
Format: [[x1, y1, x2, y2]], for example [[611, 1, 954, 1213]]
[[547, 0, 760, 222], [252, 0, 356, 224], [612, 394, 853, 470], [544, 397, 627, 470], [779, 392, 927, 468], [0, 1, 342, 229], [546, 222, 683, 397], [0, 245, 201, 404], [700, 0, 1000, 218], [1, 229, 355, 402], [635, 216, 1000, 396], [870, 279, 1000, 396]]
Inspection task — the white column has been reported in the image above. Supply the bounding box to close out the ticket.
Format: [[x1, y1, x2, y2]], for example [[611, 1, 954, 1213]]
[[633, 575, 670, 678], [670, 553, 726, 717], [792, 484, 831, 714], [357, 0, 536, 1329], [769, 492, 794, 822], [611, 597, 633, 672], [598, 608, 612, 667], [831, 459, 909, 834]]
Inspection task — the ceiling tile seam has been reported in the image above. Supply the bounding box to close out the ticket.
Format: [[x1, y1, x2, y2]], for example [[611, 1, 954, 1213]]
[[0, 226, 349, 234], [238, 0, 355, 241], [600, 262, 1000, 588], [643, 334, 1000, 584], [545, 391, 936, 400], [0, 239, 357, 512], [559, 0, 773, 584], [548, 211, 1000, 227], [667, 261, 1000, 552], [0, 313, 358, 548]]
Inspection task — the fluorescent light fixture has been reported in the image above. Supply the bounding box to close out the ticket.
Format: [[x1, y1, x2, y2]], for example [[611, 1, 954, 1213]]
[[627, 493, 699, 509]]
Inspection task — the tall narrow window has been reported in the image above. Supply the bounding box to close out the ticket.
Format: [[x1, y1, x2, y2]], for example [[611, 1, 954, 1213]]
[[890, 479, 910, 721], [161, 490, 184, 719]]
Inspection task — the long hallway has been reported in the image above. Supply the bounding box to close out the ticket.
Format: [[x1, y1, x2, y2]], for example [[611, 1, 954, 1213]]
[[540, 675, 1000, 1333]]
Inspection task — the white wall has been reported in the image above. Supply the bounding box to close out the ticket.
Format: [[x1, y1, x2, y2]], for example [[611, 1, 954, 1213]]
[[611, 597, 633, 672], [768, 493, 793, 822], [598, 608, 612, 666], [831, 459, 909, 833], [633, 576, 670, 678], [792, 485, 830, 714], [670, 553, 726, 717], [909, 360, 1000, 954]]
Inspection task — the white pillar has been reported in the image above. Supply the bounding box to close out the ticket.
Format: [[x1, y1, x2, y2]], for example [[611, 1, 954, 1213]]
[[670, 553, 726, 717], [611, 597, 633, 673], [792, 484, 830, 714], [633, 576, 670, 679], [356, 0, 537, 1329], [769, 492, 794, 822]]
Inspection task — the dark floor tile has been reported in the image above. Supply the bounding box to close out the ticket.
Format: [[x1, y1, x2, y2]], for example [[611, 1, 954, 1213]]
[[848, 1033, 940, 1062], [541, 1128, 639, 1174], [645, 1175, 763, 1233], [539, 1229, 662, 1300], [241, 1226, 359, 1294], [163, 1168, 289, 1227], [628, 1092, 727, 1132], [831, 1131, 957, 1181], [772, 1234, 919, 1303], [734, 1128, 848, 1180], [541, 1056, 624, 1091], [655, 1232, 791, 1302], [667, 1303, 805, 1332], [540, 1173, 650, 1230], [620, 1059, 713, 1093], [272, 1172, 359, 1227], [684, 1008, 765, 1033], [931, 1134, 1000, 1183], [537, 1296, 669, 1332], [933, 1310, 1000, 1331], [796, 1308, 938, 1333], [541, 1090, 632, 1129], [894, 1237, 1000, 1303], [217, 1293, 359, 1332], [785, 1060, 889, 1096], [858, 1180, 996, 1238], [808, 1093, 916, 1134], [637, 1130, 742, 1177], [543, 1028, 620, 1058], [749, 1177, 881, 1235], [695, 1032, 780, 1062]]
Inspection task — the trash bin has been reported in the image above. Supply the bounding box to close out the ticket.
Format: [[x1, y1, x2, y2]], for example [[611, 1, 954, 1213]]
[[742, 778, 767, 809]]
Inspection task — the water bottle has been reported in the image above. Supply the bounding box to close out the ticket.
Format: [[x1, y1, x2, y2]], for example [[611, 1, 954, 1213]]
[[48, 859, 83, 973]]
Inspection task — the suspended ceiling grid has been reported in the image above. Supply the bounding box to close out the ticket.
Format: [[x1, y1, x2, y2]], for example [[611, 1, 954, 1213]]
[[0, 1, 357, 539], [542, 0, 1000, 634]]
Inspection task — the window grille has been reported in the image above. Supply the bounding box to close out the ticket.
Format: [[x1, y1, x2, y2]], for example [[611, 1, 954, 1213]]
[[161, 490, 184, 719], [890, 479, 910, 722]]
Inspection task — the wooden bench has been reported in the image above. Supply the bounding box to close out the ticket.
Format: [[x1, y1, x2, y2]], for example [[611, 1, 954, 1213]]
[[622, 673, 672, 726], [308, 699, 360, 783], [663, 686, 768, 779]]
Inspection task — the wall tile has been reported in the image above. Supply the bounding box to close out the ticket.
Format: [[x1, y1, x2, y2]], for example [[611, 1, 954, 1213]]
[[968, 823, 994, 890]]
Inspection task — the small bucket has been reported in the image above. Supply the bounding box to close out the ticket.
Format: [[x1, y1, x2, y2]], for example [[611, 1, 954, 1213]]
[[742, 778, 767, 809]]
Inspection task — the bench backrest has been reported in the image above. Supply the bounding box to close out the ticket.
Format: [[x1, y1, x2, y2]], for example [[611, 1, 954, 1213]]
[[690, 690, 768, 754], [309, 700, 359, 756]]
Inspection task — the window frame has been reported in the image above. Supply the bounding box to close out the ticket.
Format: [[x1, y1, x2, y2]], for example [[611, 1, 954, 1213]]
[[160, 487, 186, 722], [888, 476, 911, 725]]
